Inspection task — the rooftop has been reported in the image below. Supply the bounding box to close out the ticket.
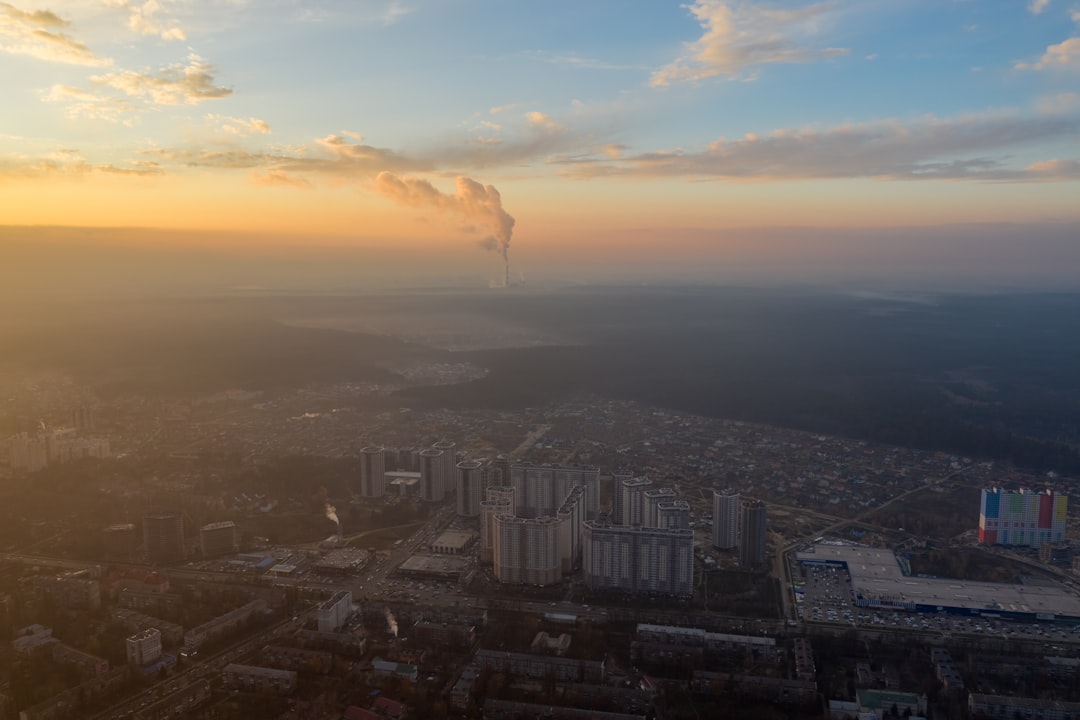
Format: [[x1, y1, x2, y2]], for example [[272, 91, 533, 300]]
[[798, 544, 1080, 618]]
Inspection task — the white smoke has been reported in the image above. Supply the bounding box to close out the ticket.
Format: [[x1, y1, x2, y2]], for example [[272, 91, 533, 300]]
[[385, 608, 399, 637], [324, 503, 339, 527], [374, 172, 516, 285]]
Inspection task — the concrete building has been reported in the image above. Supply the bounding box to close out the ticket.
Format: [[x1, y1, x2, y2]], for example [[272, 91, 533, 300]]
[[372, 657, 418, 683], [480, 486, 514, 564], [797, 543, 1080, 620], [979, 487, 1067, 548], [126, 628, 162, 666], [475, 649, 604, 683], [738, 499, 767, 569], [582, 521, 694, 597], [657, 500, 690, 530], [6, 432, 48, 473], [509, 464, 599, 519], [51, 643, 109, 677], [113, 609, 183, 647], [712, 488, 740, 550], [13, 624, 55, 654], [359, 446, 386, 498], [317, 590, 353, 633], [222, 664, 297, 695], [613, 476, 652, 527], [556, 485, 587, 574], [642, 488, 677, 528], [183, 600, 266, 652], [199, 521, 238, 558], [432, 530, 474, 555], [143, 513, 185, 564], [969, 693, 1080, 720], [418, 448, 445, 502], [433, 441, 457, 496], [856, 689, 926, 718], [33, 573, 101, 611], [385, 471, 419, 497], [493, 515, 561, 586], [456, 460, 483, 517]]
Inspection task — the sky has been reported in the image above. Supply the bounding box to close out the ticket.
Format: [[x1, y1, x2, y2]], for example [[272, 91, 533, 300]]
[[3, 0, 1080, 289]]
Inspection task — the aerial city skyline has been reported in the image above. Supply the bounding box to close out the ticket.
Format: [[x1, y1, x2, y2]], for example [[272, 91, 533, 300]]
[[5, 5, 1080, 717], [3, 0, 1080, 288]]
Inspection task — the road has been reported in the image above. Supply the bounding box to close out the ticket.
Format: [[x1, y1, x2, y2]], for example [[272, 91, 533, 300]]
[[90, 610, 312, 720]]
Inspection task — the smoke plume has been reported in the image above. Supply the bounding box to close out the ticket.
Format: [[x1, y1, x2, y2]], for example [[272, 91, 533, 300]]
[[324, 503, 339, 527], [374, 172, 516, 286], [385, 608, 399, 637]]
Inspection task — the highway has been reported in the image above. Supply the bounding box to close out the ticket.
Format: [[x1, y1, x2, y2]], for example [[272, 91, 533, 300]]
[[90, 610, 313, 720]]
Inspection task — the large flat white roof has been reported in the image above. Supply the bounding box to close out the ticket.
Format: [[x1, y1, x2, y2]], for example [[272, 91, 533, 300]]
[[797, 544, 1080, 618]]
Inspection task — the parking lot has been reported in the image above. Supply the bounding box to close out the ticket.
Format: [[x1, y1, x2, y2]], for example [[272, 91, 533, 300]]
[[796, 561, 1080, 644]]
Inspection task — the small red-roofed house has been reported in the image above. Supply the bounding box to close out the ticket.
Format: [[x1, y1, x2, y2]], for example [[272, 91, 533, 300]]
[[343, 706, 380, 720], [372, 696, 406, 720]]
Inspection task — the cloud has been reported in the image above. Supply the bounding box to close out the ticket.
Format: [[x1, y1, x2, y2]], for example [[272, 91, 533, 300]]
[[0, 147, 163, 179], [525, 50, 645, 72], [42, 83, 138, 123], [207, 114, 271, 135], [1016, 36, 1080, 70], [127, 106, 587, 186], [296, 1, 412, 27], [92, 52, 231, 104], [1036, 92, 1080, 114], [249, 168, 312, 188], [113, 0, 185, 41], [380, 0, 411, 26], [651, 0, 848, 86], [0, 2, 112, 66], [525, 111, 559, 131], [557, 107, 1080, 182], [0, 2, 66, 27], [1029, 0, 1051, 13]]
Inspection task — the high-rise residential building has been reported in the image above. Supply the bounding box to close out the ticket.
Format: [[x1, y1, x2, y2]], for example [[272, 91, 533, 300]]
[[493, 515, 561, 586], [613, 476, 652, 527], [126, 628, 162, 666], [359, 446, 386, 498], [556, 485, 587, 574], [488, 465, 597, 584], [480, 485, 515, 564], [316, 591, 353, 633], [582, 522, 694, 597], [509, 464, 599, 519], [71, 405, 96, 433], [432, 441, 457, 496], [456, 460, 484, 517], [643, 487, 677, 528], [979, 487, 1067, 547], [738, 499, 767, 568], [199, 521, 239, 558], [143, 513, 185, 564], [657, 500, 691, 530], [7, 432, 48, 472], [418, 448, 445, 502], [713, 489, 740, 550], [491, 455, 511, 485]]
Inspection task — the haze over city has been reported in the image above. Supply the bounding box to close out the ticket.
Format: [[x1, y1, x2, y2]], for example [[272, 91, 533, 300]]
[[3, 0, 1080, 291], [6, 3, 1080, 720]]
